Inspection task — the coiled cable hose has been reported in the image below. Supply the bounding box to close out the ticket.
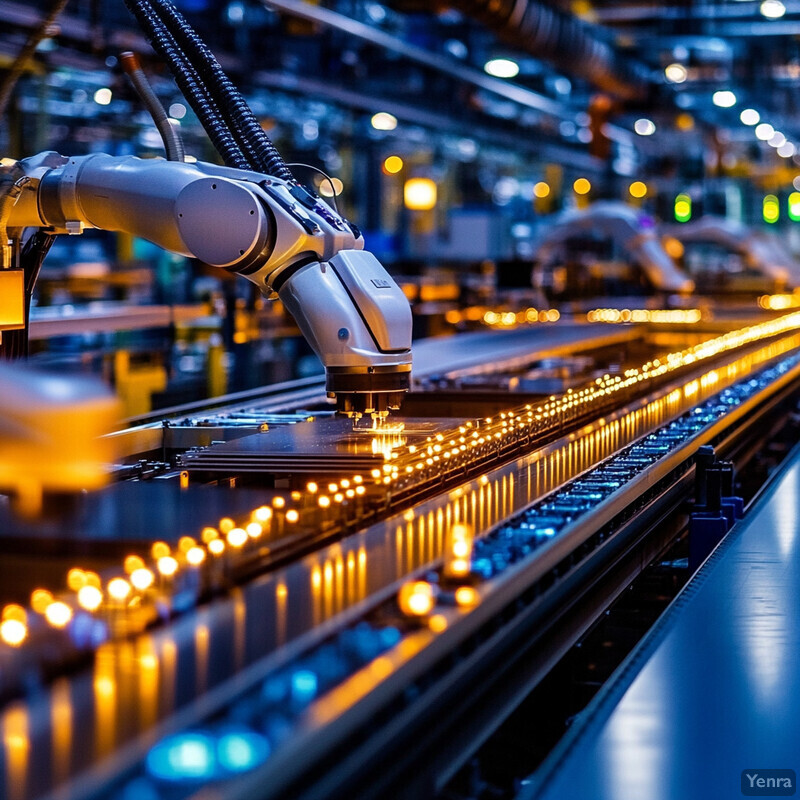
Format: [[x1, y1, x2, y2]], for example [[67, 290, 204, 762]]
[[145, 0, 293, 180], [123, 0, 251, 169]]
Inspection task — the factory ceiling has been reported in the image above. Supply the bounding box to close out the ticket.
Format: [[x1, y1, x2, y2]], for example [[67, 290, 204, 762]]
[[1, 0, 799, 183]]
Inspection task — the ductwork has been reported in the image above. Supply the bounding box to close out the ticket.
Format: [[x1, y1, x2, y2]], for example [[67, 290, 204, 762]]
[[444, 0, 652, 102]]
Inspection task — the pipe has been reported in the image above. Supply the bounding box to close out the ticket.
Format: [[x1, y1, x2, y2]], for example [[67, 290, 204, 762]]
[[443, 0, 651, 102], [120, 51, 185, 162]]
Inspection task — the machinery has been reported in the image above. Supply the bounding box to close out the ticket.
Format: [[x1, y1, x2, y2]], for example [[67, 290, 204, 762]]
[[532, 201, 694, 298], [2, 152, 413, 418], [662, 216, 800, 292]]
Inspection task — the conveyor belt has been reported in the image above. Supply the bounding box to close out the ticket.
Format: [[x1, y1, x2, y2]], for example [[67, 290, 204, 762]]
[[523, 438, 800, 800]]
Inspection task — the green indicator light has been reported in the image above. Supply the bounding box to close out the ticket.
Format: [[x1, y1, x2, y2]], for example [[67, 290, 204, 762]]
[[674, 193, 692, 223]]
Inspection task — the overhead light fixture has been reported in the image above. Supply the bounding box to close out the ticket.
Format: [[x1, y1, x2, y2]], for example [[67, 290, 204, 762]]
[[533, 181, 551, 199], [664, 63, 688, 84], [629, 181, 647, 199], [712, 90, 737, 108], [634, 118, 656, 136], [383, 155, 404, 174], [371, 112, 398, 131], [755, 122, 775, 141], [573, 178, 592, 195], [484, 58, 520, 78], [93, 87, 112, 106], [740, 108, 760, 125], [769, 131, 787, 148], [404, 178, 437, 210], [761, 0, 786, 18]]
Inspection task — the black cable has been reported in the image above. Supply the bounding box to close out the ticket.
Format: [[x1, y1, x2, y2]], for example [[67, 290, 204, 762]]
[[145, 0, 293, 180], [122, 0, 251, 169]]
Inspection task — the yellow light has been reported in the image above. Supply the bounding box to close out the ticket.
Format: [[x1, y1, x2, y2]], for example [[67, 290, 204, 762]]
[[318, 177, 343, 198], [353, 475, 363, 484], [157, 556, 179, 576], [201, 526, 219, 543], [286, 509, 299, 523], [327, 483, 338, 493], [383, 155, 404, 174], [123, 556, 145, 575], [663, 236, 684, 259], [573, 177, 591, 195], [66, 568, 87, 591], [675, 112, 694, 131], [334, 493, 345, 503], [130, 568, 154, 591], [533, 181, 551, 199], [246, 522, 263, 538], [2, 604, 26, 623], [454, 586, 479, 607], [371, 111, 398, 131], [398, 581, 436, 617], [306, 482, 318, 494], [186, 547, 206, 566], [151, 541, 170, 560], [0, 619, 27, 646], [178, 536, 195, 553], [31, 589, 53, 614], [254, 506, 272, 522], [77, 585, 103, 611], [219, 517, 235, 533], [208, 539, 225, 556], [227, 528, 248, 548], [629, 180, 647, 199], [318, 495, 331, 508], [428, 614, 448, 633], [45, 601, 73, 628], [272, 496, 286, 509], [404, 178, 437, 211], [107, 578, 131, 601], [355, 485, 366, 495]]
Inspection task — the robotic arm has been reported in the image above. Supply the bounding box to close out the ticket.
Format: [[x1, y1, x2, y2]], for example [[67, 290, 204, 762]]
[[6, 152, 413, 417]]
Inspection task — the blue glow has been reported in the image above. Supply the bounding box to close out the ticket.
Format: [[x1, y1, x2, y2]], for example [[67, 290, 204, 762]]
[[291, 670, 318, 703], [146, 732, 216, 782], [217, 730, 270, 773]]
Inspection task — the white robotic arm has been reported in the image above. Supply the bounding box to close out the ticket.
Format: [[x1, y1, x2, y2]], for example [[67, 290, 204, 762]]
[[6, 152, 413, 416]]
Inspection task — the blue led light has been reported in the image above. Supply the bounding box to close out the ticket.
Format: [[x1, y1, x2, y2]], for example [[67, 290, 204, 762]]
[[291, 669, 318, 704], [217, 730, 270, 773], [146, 732, 216, 782]]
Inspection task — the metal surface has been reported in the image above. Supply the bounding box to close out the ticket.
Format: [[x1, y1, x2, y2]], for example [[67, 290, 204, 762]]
[[526, 442, 800, 800]]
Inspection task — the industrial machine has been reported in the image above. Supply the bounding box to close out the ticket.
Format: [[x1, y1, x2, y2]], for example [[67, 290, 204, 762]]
[[662, 216, 800, 293], [532, 201, 694, 298], [2, 151, 413, 418]]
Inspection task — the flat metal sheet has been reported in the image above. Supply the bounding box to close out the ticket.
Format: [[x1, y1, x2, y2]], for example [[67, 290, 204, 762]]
[[181, 415, 464, 475], [526, 450, 800, 800]]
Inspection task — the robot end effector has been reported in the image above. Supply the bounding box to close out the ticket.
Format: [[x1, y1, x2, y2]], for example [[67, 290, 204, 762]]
[[7, 153, 413, 416]]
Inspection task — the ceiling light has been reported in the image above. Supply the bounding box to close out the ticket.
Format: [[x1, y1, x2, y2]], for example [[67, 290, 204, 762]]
[[761, 0, 786, 18], [778, 141, 796, 158], [93, 88, 112, 106], [755, 122, 775, 140], [484, 58, 520, 78], [371, 112, 397, 131], [712, 90, 737, 108], [769, 131, 787, 148], [634, 118, 656, 136], [740, 108, 760, 125], [664, 63, 688, 84]]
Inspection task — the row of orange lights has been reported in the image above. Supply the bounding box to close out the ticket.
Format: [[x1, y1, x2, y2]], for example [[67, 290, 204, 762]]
[[6, 312, 800, 650]]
